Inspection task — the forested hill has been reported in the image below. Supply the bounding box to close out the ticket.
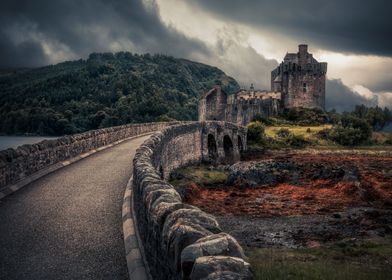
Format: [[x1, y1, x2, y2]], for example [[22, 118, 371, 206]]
[[0, 53, 239, 136]]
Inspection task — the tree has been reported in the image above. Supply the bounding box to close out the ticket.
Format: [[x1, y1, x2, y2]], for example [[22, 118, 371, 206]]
[[0, 52, 240, 135], [325, 115, 372, 146], [365, 106, 387, 130]]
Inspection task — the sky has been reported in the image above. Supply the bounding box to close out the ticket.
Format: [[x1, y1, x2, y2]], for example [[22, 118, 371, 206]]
[[1, 0, 391, 111]]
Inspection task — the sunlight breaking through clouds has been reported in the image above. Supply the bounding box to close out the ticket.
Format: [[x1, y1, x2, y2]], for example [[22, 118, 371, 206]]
[[156, 0, 392, 109]]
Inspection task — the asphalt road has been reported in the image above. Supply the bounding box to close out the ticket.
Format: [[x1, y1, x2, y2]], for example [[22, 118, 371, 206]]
[[0, 135, 151, 280]]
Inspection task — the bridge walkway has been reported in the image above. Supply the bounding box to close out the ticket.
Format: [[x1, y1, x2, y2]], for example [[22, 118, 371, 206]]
[[0, 134, 151, 280]]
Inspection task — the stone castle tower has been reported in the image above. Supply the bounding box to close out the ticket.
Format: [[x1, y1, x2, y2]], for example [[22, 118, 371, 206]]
[[271, 44, 327, 109]]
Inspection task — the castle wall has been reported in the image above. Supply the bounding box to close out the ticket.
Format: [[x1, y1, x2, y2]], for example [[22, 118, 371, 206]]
[[287, 72, 325, 109], [225, 98, 280, 126]]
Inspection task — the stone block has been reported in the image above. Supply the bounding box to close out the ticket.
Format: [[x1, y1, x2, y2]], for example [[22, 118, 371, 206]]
[[163, 209, 221, 242], [165, 223, 211, 274], [189, 256, 252, 280], [148, 202, 192, 230], [181, 233, 246, 278], [144, 189, 181, 211]]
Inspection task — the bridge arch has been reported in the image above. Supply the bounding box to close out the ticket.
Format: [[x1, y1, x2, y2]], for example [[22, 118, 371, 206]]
[[238, 135, 244, 152], [223, 135, 234, 160], [201, 122, 247, 164], [207, 134, 218, 161]]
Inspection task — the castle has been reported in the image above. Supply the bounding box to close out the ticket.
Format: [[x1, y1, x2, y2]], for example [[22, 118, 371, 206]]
[[199, 44, 327, 126]]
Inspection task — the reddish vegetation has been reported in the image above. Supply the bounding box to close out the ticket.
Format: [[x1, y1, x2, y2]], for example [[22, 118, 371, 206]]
[[184, 153, 392, 218]]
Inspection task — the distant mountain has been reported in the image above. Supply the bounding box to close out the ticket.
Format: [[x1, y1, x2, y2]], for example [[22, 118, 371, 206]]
[[0, 53, 239, 136]]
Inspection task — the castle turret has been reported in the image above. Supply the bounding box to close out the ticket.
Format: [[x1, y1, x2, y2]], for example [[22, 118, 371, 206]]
[[298, 44, 308, 54]]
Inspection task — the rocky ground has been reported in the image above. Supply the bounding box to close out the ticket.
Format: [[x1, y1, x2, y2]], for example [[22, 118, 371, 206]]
[[171, 150, 392, 248], [216, 207, 392, 248]]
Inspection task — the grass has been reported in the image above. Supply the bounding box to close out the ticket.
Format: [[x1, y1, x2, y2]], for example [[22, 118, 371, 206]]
[[169, 166, 227, 188], [265, 125, 332, 138], [265, 125, 333, 145], [254, 124, 335, 149], [260, 125, 392, 150], [247, 237, 392, 280]]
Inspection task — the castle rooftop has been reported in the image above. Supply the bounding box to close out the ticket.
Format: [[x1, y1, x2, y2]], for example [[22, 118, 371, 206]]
[[236, 89, 281, 101]]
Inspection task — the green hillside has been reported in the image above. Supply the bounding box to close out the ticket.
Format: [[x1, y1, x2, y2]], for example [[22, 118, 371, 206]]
[[0, 53, 239, 136]]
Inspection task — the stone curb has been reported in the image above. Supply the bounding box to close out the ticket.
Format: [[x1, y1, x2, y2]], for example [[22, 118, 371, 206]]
[[0, 132, 153, 201], [122, 175, 151, 280]]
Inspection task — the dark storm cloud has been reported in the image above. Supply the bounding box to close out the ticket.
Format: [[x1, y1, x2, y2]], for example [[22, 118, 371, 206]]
[[0, 0, 210, 68], [326, 79, 377, 112], [191, 0, 392, 57], [0, 29, 49, 68], [207, 27, 279, 89], [0, 0, 388, 110]]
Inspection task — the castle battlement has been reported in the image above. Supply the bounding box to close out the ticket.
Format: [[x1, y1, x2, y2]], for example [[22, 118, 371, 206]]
[[272, 61, 327, 76]]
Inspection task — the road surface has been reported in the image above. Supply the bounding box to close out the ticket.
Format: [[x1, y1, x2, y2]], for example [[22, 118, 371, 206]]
[[0, 134, 151, 280]]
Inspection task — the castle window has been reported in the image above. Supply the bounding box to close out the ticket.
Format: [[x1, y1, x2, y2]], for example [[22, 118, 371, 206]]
[[303, 83, 307, 92]]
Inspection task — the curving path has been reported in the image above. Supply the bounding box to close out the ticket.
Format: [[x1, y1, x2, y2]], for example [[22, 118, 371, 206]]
[[0, 134, 151, 280]]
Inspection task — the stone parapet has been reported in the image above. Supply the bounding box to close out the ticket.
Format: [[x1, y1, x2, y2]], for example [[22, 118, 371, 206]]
[[132, 121, 251, 279], [0, 122, 175, 189]]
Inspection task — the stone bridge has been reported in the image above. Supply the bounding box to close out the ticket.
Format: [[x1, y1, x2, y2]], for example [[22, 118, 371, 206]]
[[0, 121, 250, 280], [202, 122, 246, 165]]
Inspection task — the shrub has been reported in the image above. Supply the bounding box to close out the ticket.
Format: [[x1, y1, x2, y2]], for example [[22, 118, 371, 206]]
[[329, 127, 362, 146], [157, 114, 177, 122], [385, 135, 392, 145], [251, 114, 274, 125], [327, 110, 342, 125], [286, 134, 310, 148], [317, 128, 331, 139], [247, 121, 265, 144], [281, 107, 329, 125], [319, 116, 372, 146], [276, 128, 291, 138]]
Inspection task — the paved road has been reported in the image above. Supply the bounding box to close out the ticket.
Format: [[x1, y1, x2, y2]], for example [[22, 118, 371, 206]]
[[0, 135, 151, 280]]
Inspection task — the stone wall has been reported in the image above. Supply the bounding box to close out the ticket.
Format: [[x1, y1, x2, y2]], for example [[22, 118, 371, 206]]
[[198, 87, 227, 122], [132, 121, 251, 279], [225, 98, 281, 126], [0, 122, 174, 189], [287, 72, 326, 109], [199, 87, 281, 127]]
